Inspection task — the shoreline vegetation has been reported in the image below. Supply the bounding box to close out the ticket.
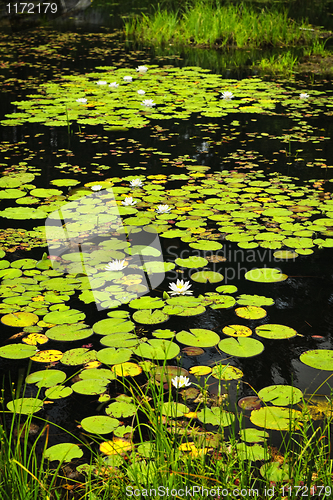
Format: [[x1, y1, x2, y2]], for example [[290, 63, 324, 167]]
[[1, 367, 333, 499], [123, 0, 333, 77]]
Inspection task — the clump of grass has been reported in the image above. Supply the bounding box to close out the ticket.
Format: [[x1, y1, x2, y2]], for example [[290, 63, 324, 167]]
[[253, 51, 299, 76], [124, 0, 320, 49]]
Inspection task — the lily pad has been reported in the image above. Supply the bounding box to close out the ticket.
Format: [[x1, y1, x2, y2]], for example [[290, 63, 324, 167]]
[[111, 362, 142, 377], [260, 462, 291, 482], [211, 364, 243, 380], [161, 402, 189, 417], [1, 312, 39, 327], [96, 348, 132, 365], [238, 397, 262, 411], [218, 337, 264, 358], [239, 428, 269, 442], [60, 348, 97, 366], [300, 349, 333, 370], [191, 271, 224, 283], [244, 268, 288, 282], [257, 385, 303, 406], [7, 397, 43, 415], [0, 344, 37, 359], [30, 350, 63, 363], [43, 309, 86, 324], [176, 328, 220, 347], [175, 256, 208, 268], [46, 324, 93, 341], [250, 406, 302, 430], [236, 294, 274, 307], [72, 378, 109, 395], [255, 324, 297, 339], [44, 443, 83, 462], [133, 339, 180, 360], [235, 306, 267, 320], [81, 415, 120, 434], [189, 365, 212, 376], [222, 325, 252, 337], [45, 386, 73, 399], [26, 369, 66, 388], [93, 318, 135, 335], [197, 407, 235, 427], [132, 309, 169, 324]]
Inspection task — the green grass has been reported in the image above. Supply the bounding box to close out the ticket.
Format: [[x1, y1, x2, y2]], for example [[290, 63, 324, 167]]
[[124, 1, 320, 49], [1, 366, 333, 499]]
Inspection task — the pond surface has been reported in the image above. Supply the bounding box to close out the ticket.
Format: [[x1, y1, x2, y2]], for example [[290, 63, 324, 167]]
[[1, 4, 333, 456]]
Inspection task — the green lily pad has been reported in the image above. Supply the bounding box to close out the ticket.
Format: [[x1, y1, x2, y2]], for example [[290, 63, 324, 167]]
[[234, 443, 267, 462], [161, 402, 189, 418], [175, 256, 208, 268], [300, 349, 333, 370], [218, 337, 264, 358], [235, 306, 267, 320], [244, 268, 288, 282], [60, 348, 97, 366], [45, 386, 73, 399], [7, 397, 43, 415], [239, 428, 269, 443], [26, 369, 66, 388], [191, 271, 224, 283], [211, 364, 243, 380], [250, 406, 302, 430], [257, 385, 303, 406], [1, 312, 39, 327], [72, 378, 109, 395], [46, 324, 93, 341], [93, 318, 135, 335], [44, 443, 83, 462], [255, 324, 297, 339], [129, 297, 164, 309], [188, 241, 223, 251], [96, 347, 132, 365], [79, 368, 116, 381], [100, 333, 139, 348], [132, 309, 169, 324], [43, 309, 86, 324], [176, 328, 220, 348], [0, 344, 37, 359], [81, 415, 120, 434], [105, 400, 137, 418], [133, 339, 180, 360], [260, 462, 291, 482], [236, 294, 274, 307], [197, 407, 235, 427]]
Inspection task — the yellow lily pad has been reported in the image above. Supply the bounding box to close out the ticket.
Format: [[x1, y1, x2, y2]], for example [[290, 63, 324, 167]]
[[22, 334, 49, 345], [222, 325, 252, 337], [100, 437, 133, 455], [30, 350, 63, 362], [189, 365, 212, 376], [111, 362, 142, 377], [1, 312, 39, 327]]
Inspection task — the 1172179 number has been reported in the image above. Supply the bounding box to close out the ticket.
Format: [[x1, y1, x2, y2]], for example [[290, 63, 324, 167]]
[[6, 3, 58, 14]]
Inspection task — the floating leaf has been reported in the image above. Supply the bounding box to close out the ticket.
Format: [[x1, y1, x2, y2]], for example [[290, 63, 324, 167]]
[[260, 462, 291, 482], [250, 406, 302, 430], [300, 349, 333, 370], [44, 443, 83, 462], [255, 324, 297, 340], [239, 428, 269, 442], [218, 337, 264, 358], [26, 369, 66, 388], [152, 365, 189, 383], [222, 325, 252, 337], [106, 400, 137, 418], [100, 438, 133, 455], [238, 397, 262, 411], [175, 256, 208, 268], [81, 416, 119, 434], [197, 407, 235, 427], [161, 402, 189, 417], [43, 309, 85, 324], [244, 268, 288, 282], [1, 312, 39, 327], [176, 328, 220, 347], [93, 318, 135, 335], [112, 362, 142, 377], [0, 344, 37, 359], [211, 365, 243, 380], [191, 271, 224, 283], [45, 386, 73, 399], [7, 397, 43, 415], [60, 348, 97, 366], [97, 348, 132, 365], [46, 324, 93, 341], [235, 306, 267, 320], [133, 339, 180, 360], [189, 365, 212, 376], [30, 350, 63, 363], [72, 378, 109, 395], [236, 294, 274, 307], [132, 309, 169, 324], [258, 385, 303, 406]]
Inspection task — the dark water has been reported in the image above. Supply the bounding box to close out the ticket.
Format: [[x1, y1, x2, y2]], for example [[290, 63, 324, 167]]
[[0, 0, 333, 451]]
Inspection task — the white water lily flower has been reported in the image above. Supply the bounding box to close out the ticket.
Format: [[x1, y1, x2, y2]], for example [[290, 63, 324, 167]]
[[221, 91, 234, 100], [137, 89, 146, 95], [300, 93, 309, 99], [91, 184, 102, 191], [141, 99, 155, 107], [171, 376, 191, 389], [156, 204, 170, 214], [122, 196, 137, 206], [97, 81, 107, 85], [130, 178, 143, 187], [109, 82, 119, 88], [136, 65, 148, 73], [105, 259, 127, 271], [169, 279, 193, 296], [123, 76, 133, 82], [76, 98, 87, 103]]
